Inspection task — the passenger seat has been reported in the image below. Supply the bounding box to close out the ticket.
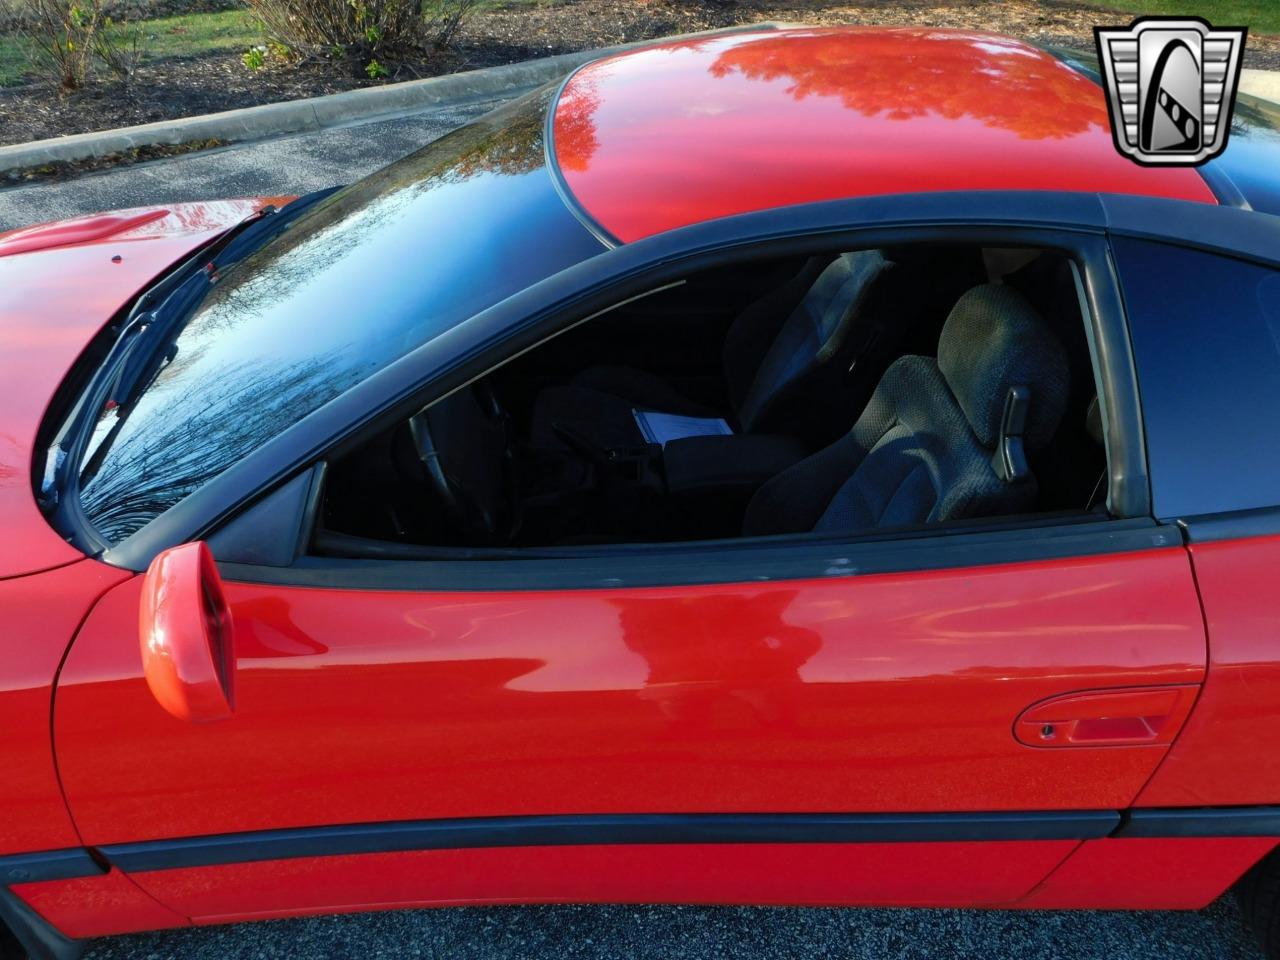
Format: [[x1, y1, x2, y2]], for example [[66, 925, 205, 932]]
[[743, 284, 1069, 536]]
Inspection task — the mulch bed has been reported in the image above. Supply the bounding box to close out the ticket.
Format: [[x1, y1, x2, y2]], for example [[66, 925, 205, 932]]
[[2, 0, 1278, 147]]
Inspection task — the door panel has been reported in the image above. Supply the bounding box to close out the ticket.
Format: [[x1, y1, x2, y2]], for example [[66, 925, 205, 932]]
[[55, 545, 1205, 908]]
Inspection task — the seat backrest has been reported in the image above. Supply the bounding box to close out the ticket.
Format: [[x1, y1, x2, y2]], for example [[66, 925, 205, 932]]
[[724, 250, 897, 434], [743, 284, 1069, 536]]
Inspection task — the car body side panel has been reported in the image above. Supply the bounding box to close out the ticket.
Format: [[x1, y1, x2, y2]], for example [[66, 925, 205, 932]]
[[10, 868, 188, 939], [0, 560, 132, 856], [57, 547, 1203, 850], [123, 842, 1080, 923], [1015, 837, 1278, 909], [1135, 535, 1280, 807]]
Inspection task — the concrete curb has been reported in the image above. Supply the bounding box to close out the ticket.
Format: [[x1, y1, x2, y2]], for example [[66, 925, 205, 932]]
[[1242, 68, 1280, 108], [0, 23, 780, 173]]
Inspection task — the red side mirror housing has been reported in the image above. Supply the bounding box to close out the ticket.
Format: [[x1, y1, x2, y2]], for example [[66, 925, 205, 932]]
[[139, 541, 236, 723]]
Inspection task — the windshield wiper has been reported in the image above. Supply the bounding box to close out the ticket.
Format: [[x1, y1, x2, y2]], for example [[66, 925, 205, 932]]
[[42, 187, 343, 517]]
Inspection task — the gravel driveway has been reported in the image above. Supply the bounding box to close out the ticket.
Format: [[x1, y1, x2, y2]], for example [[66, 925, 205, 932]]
[[83, 899, 1263, 960], [1, 94, 1267, 960]]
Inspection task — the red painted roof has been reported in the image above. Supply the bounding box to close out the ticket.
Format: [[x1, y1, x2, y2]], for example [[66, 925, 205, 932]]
[[552, 28, 1216, 243]]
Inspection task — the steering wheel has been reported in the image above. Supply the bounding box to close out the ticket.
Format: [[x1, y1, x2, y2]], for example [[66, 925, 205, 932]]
[[399, 380, 521, 545]]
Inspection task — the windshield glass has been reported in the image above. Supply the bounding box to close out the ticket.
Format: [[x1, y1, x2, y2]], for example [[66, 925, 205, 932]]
[[78, 85, 604, 543]]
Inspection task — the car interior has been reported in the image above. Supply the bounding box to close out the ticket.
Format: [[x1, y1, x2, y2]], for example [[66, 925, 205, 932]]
[[317, 243, 1109, 555]]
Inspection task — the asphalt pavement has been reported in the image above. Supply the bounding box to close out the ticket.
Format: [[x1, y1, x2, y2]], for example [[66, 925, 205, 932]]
[[0, 97, 502, 231], [3, 98, 1268, 960]]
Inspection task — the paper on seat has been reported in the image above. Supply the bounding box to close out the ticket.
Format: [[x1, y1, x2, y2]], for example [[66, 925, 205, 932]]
[[632, 409, 733, 446]]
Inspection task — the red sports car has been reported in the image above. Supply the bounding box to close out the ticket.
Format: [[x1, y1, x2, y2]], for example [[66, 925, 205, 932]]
[[3, 26, 1280, 960]]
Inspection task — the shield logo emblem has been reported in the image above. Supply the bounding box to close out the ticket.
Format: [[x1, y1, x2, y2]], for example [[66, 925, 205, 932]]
[[1095, 17, 1247, 166]]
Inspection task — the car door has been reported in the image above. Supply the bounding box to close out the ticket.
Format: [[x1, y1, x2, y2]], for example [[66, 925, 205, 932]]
[[47, 226, 1209, 921], [50, 519, 1204, 921]]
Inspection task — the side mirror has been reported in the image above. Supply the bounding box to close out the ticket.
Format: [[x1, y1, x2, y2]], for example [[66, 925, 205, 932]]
[[139, 541, 236, 723]]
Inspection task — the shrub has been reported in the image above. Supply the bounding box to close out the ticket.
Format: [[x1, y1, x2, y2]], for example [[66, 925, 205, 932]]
[[242, 0, 477, 76], [18, 0, 149, 90], [94, 14, 146, 81], [20, 0, 101, 90]]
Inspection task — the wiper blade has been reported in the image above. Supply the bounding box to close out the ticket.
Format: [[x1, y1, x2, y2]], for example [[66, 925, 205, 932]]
[[107, 271, 208, 409], [43, 188, 343, 514], [105, 202, 293, 409]]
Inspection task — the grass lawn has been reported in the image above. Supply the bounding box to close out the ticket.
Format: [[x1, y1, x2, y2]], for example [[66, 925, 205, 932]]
[[1085, 1, 1280, 35], [0, 8, 261, 85]]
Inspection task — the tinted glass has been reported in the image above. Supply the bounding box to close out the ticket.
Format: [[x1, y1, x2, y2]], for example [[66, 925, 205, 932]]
[[1113, 237, 1280, 518], [80, 86, 604, 542]]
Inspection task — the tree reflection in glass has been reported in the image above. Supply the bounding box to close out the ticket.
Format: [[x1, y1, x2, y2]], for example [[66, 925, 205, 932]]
[[80, 84, 603, 543]]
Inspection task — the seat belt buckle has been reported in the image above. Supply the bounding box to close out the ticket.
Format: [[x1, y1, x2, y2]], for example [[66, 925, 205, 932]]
[[991, 385, 1031, 483]]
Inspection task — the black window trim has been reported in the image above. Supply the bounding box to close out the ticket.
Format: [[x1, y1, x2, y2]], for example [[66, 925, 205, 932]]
[[223, 516, 1179, 593], [102, 188, 1268, 577]]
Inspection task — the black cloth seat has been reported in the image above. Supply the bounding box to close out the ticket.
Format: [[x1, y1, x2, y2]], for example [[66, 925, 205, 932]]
[[530, 250, 909, 452], [743, 284, 1069, 536]]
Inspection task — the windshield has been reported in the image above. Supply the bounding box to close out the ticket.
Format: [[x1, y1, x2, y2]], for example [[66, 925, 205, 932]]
[[77, 84, 604, 543]]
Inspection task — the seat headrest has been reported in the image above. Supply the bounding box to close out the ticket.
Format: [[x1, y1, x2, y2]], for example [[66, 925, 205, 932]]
[[937, 285, 1069, 449]]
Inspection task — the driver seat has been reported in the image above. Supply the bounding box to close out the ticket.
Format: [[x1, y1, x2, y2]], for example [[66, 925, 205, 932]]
[[743, 284, 1069, 535]]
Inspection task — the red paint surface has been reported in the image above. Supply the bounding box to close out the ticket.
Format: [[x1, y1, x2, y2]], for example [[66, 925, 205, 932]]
[[1016, 837, 1277, 909], [125, 842, 1077, 923], [0, 208, 171, 258], [1137, 535, 1280, 807], [0, 560, 131, 856], [553, 29, 1216, 243], [57, 548, 1203, 846], [0, 198, 284, 578], [12, 868, 188, 939]]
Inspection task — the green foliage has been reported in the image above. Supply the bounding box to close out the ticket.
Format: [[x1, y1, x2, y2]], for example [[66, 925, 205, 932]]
[[364, 55, 386, 77], [241, 44, 265, 69]]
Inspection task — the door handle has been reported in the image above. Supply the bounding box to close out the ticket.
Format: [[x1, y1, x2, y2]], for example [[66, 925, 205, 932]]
[[1014, 685, 1198, 748]]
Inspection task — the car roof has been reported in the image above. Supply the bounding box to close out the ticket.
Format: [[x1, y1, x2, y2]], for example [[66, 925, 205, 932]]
[[551, 27, 1218, 243]]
